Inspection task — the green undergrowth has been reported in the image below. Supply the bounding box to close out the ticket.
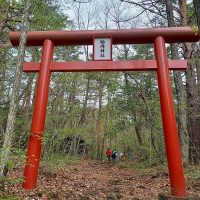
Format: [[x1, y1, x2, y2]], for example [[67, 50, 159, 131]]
[[129, 160, 168, 175], [0, 147, 26, 170], [0, 192, 20, 200], [117, 161, 129, 169], [185, 165, 200, 180], [41, 153, 81, 172], [129, 160, 200, 181], [116, 159, 167, 173], [0, 148, 26, 191]]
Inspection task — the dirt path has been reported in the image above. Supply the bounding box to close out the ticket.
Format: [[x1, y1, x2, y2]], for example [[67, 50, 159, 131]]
[[1, 160, 199, 199]]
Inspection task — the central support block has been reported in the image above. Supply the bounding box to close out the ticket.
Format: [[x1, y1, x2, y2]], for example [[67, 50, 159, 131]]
[[158, 193, 200, 200]]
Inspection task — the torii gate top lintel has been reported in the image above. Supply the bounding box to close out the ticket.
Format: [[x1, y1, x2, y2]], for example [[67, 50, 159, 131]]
[[9, 26, 199, 46]]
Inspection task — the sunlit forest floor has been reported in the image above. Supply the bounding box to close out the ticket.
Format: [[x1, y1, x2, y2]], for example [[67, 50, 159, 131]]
[[1, 158, 200, 200]]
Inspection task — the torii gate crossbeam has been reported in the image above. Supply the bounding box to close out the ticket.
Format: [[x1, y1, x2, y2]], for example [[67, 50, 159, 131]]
[[9, 27, 200, 198]]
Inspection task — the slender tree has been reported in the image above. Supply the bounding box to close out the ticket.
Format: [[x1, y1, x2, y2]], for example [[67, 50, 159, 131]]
[[0, 1, 9, 47], [193, 0, 200, 29], [165, 0, 188, 164], [0, 0, 31, 188], [179, 0, 200, 164]]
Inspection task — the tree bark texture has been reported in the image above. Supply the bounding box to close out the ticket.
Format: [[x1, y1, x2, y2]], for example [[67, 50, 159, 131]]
[[0, 0, 32, 185], [0, 2, 11, 49], [96, 74, 104, 160], [79, 76, 90, 125], [0, 2, 9, 45], [179, 0, 200, 164], [0, 48, 7, 104], [165, 0, 188, 164], [22, 48, 37, 112], [68, 75, 78, 128], [134, 116, 143, 146], [123, 72, 144, 147], [193, 0, 200, 29]]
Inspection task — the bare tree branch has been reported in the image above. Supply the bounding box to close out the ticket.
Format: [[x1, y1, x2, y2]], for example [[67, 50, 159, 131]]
[[73, 0, 92, 3], [121, 0, 167, 19]]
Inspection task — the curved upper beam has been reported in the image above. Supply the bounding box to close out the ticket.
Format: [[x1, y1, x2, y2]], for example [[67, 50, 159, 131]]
[[9, 27, 199, 46]]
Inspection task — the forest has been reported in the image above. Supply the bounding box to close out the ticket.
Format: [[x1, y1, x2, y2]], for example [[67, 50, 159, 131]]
[[0, 0, 200, 199]]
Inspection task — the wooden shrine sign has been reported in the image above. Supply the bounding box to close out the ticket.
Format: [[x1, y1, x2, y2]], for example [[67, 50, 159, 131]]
[[93, 37, 112, 60]]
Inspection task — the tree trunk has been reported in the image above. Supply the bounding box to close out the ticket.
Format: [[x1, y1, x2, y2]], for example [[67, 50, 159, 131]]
[[22, 74, 35, 111], [194, 58, 200, 93], [124, 72, 144, 147], [79, 76, 90, 125], [179, 0, 200, 164], [0, 0, 31, 188], [165, 0, 189, 164], [133, 113, 143, 146], [193, 0, 200, 29], [68, 75, 77, 128], [0, 49, 7, 104], [22, 48, 37, 112], [0, 3, 9, 106], [0, 2, 8, 44], [95, 74, 104, 160]]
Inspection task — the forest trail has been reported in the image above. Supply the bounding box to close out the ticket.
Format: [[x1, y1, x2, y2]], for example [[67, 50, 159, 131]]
[[2, 159, 199, 200]]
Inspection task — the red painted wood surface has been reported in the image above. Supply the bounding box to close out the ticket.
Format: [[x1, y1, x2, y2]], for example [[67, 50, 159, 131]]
[[22, 39, 54, 189], [9, 27, 199, 46], [23, 60, 187, 72], [154, 36, 186, 197]]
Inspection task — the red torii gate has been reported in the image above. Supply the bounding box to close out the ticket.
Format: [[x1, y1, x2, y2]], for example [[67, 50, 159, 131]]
[[9, 27, 199, 197]]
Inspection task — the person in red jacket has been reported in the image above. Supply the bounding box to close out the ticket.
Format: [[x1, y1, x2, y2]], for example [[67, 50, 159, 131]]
[[106, 148, 112, 161]]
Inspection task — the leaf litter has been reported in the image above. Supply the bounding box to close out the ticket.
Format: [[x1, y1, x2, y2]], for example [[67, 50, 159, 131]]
[[1, 159, 199, 200]]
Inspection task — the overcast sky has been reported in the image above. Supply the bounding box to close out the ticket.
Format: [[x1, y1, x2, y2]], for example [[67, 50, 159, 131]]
[[59, 0, 145, 30]]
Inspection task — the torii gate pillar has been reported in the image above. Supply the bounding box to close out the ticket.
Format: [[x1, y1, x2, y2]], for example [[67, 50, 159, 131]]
[[154, 36, 186, 196], [22, 39, 54, 189]]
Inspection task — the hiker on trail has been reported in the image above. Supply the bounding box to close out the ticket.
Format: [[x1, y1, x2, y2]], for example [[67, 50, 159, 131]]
[[111, 150, 117, 162], [106, 148, 112, 161], [119, 152, 124, 161]]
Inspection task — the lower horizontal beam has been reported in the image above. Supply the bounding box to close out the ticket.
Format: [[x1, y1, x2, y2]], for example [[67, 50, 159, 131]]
[[23, 60, 187, 73]]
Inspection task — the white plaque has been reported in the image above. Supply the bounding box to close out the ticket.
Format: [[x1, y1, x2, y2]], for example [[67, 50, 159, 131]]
[[93, 38, 112, 60]]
